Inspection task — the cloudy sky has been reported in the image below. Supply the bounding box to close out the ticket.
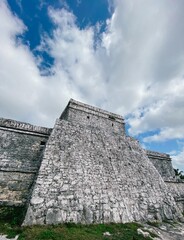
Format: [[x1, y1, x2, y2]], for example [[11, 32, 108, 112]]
[[1, 0, 184, 171]]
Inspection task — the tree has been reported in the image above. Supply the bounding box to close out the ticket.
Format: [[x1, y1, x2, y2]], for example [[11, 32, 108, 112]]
[[174, 168, 184, 179]]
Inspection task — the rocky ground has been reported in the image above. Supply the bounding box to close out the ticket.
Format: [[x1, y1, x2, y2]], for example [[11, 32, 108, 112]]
[[140, 222, 184, 240], [0, 236, 18, 240]]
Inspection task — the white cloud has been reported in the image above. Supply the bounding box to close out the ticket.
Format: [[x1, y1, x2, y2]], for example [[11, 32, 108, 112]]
[[0, 0, 184, 152], [98, 0, 184, 117], [0, 0, 42, 122], [128, 77, 184, 141], [0, 0, 58, 126], [107, 0, 184, 143], [0, 1, 107, 127], [38, 7, 107, 108]]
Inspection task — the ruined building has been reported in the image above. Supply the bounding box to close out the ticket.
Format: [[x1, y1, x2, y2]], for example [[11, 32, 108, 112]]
[[0, 99, 183, 225]]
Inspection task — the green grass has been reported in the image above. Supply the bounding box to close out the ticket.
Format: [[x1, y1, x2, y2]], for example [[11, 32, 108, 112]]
[[0, 206, 25, 238], [18, 223, 155, 240], [0, 207, 157, 240]]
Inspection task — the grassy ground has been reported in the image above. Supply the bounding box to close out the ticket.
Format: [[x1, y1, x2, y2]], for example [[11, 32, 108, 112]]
[[0, 207, 157, 240]]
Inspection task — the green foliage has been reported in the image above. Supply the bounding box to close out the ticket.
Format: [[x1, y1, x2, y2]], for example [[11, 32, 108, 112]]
[[0, 206, 26, 226], [146, 221, 160, 227], [0, 206, 25, 238], [108, 115, 116, 121], [174, 168, 184, 179]]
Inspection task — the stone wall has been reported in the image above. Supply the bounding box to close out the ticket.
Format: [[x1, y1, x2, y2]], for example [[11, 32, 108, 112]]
[[23, 100, 182, 225], [0, 118, 51, 135], [165, 180, 184, 214], [0, 118, 51, 206], [147, 150, 175, 179], [60, 99, 125, 135], [146, 150, 184, 214]]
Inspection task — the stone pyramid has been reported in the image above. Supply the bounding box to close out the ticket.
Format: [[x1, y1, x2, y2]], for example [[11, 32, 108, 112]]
[[23, 99, 182, 225]]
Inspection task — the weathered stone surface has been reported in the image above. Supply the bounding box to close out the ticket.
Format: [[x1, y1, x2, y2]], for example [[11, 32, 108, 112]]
[[0, 119, 51, 205], [165, 180, 184, 213], [0, 99, 183, 225], [142, 222, 184, 240], [60, 99, 125, 136], [147, 151, 175, 179], [23, 99, 182, 225], [0, 235, 19, 240], [137, 228, 150, 238], [31, 197, 44, 205], [0, 118, 51, 135]]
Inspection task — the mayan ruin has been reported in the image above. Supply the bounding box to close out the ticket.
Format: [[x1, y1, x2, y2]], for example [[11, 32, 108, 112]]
[[0, 99, 183, 226]]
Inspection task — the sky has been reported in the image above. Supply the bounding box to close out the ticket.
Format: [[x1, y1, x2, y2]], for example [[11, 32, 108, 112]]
[[1, 0, 184, 171]]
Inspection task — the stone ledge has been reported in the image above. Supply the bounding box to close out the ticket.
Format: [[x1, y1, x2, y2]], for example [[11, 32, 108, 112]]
[[0, 126, 50, 137], [175, 197, 184, 202], [60, 99, 125, 124], [164, 179, 184, 183], [147, 150, 171, 160], [0, 118, 52, 136], [0, 200, 24, 206], [0, 169, 37, 174]]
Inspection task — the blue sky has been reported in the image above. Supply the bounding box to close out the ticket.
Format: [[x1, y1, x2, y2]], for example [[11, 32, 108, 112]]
[[1, 0, 184, 171]]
